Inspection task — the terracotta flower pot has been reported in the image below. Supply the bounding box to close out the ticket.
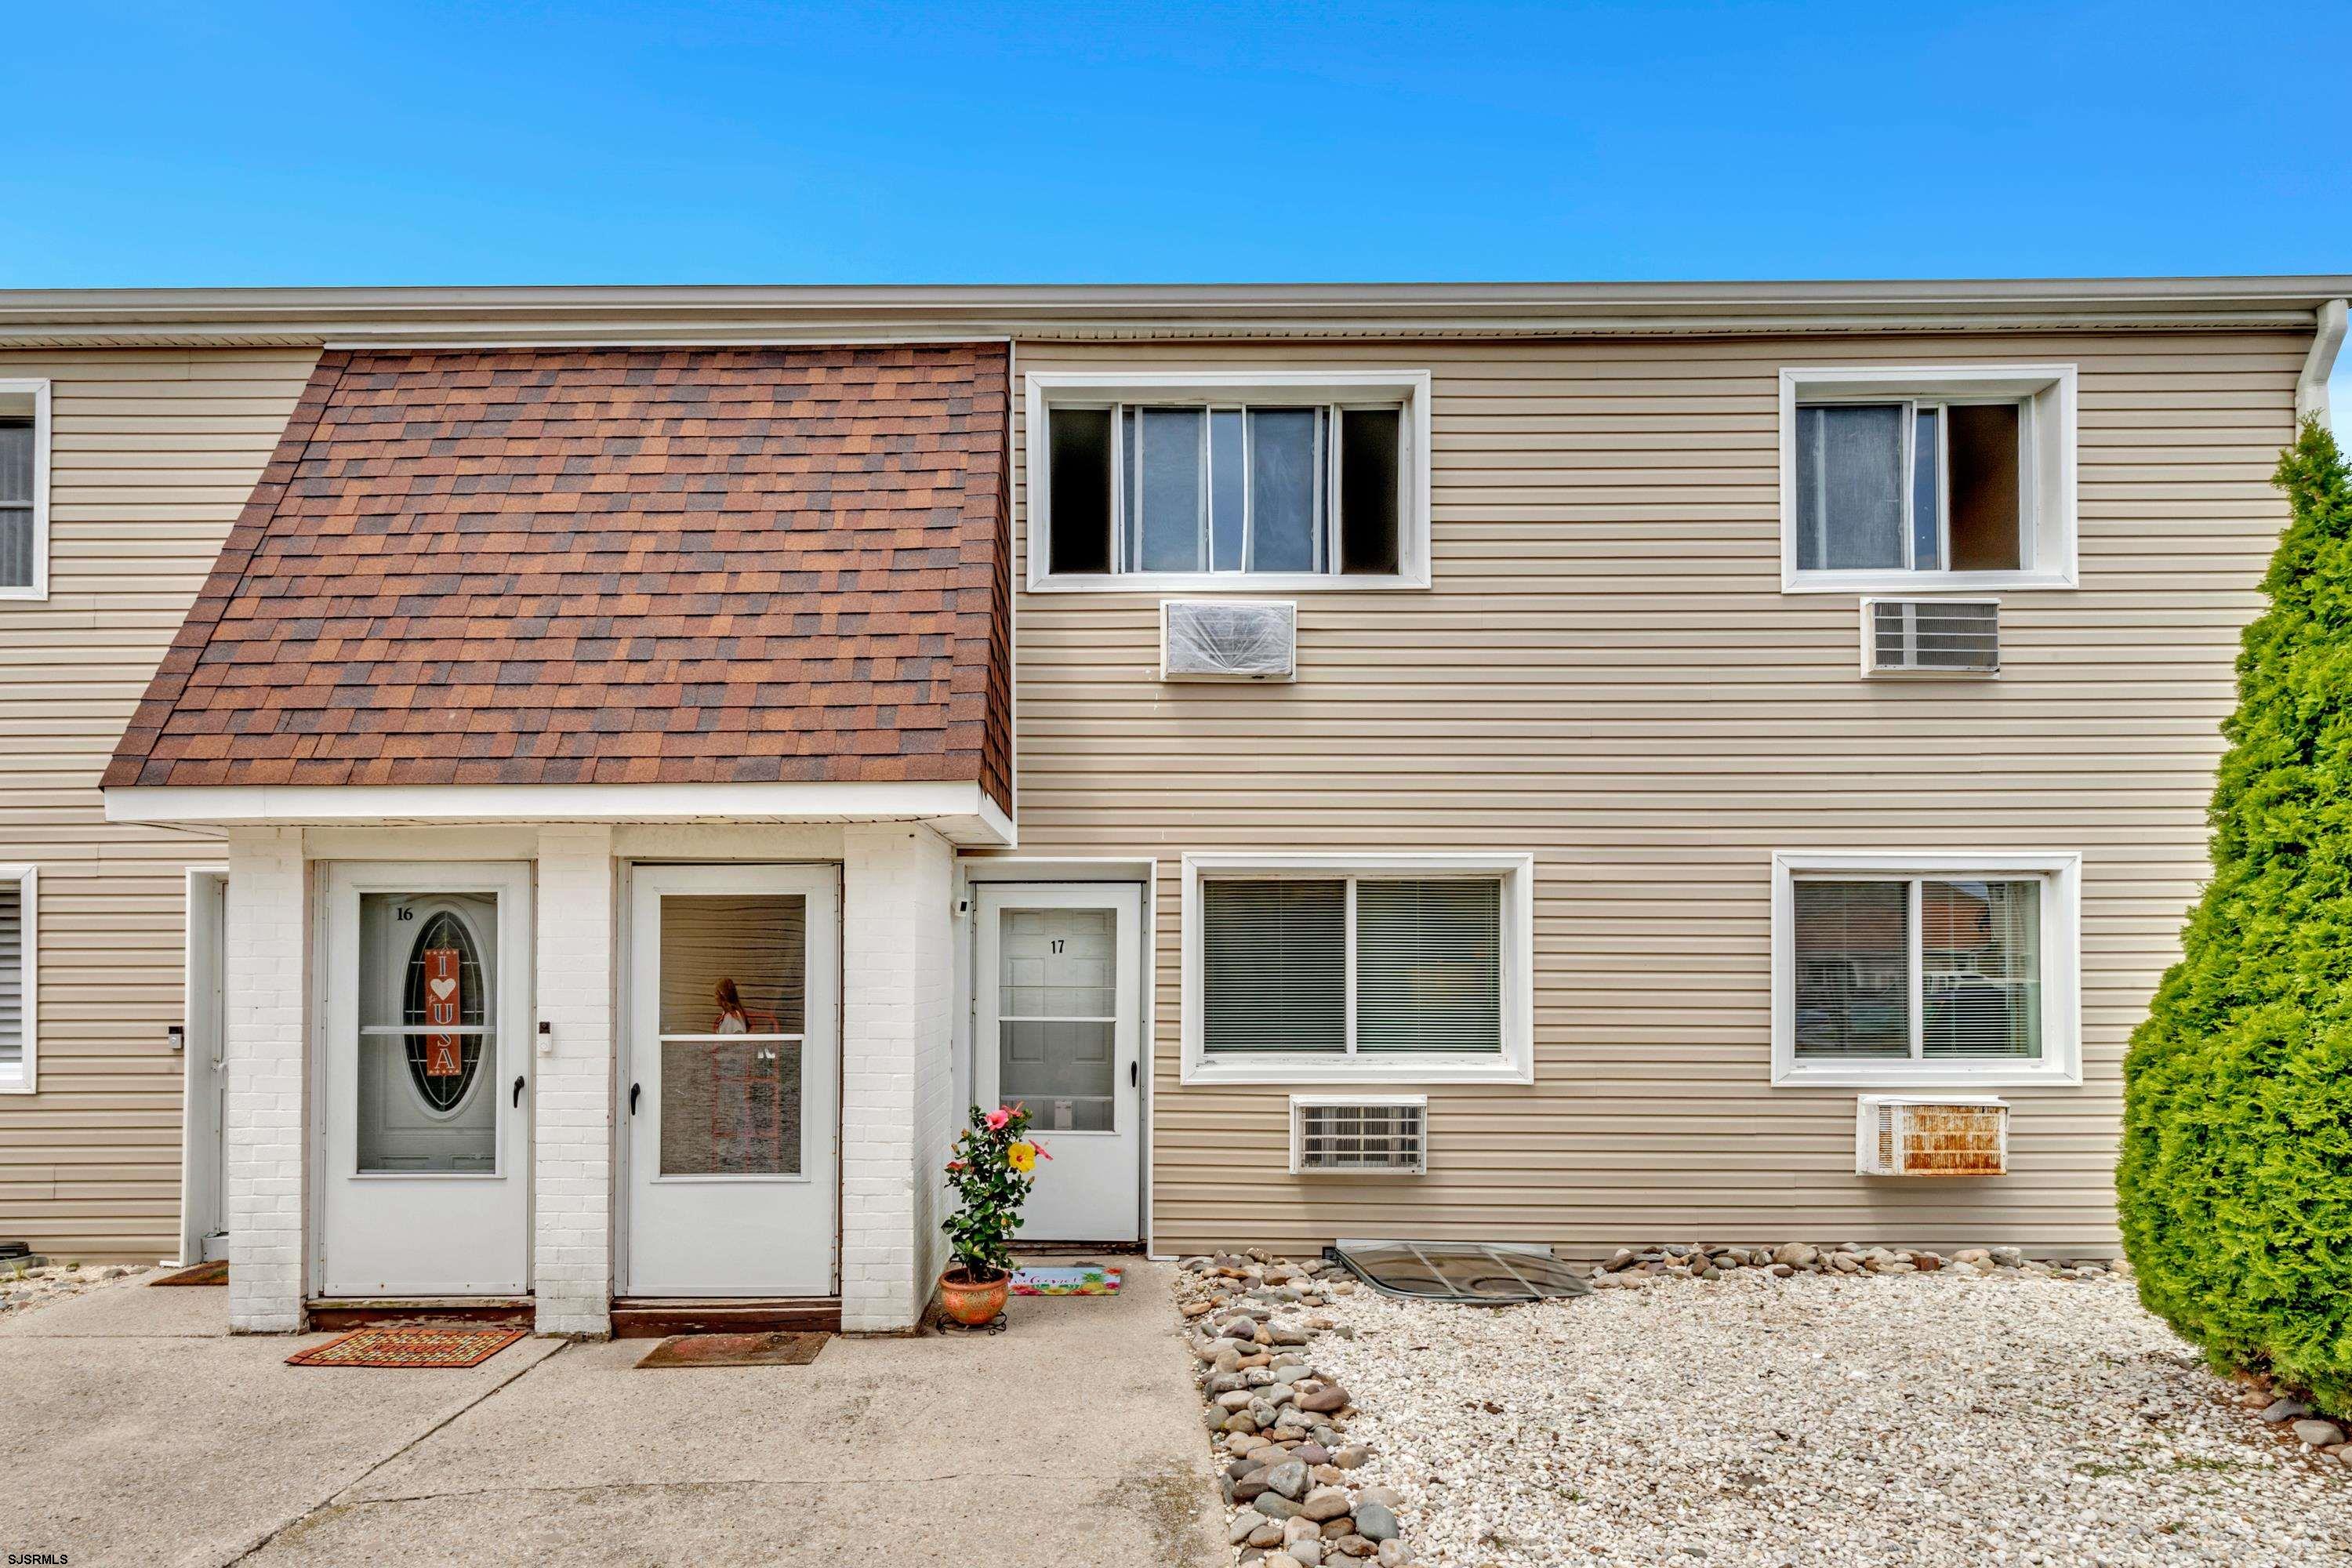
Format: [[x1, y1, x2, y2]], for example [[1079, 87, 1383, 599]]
[[939, 1266, 1010, 1327]]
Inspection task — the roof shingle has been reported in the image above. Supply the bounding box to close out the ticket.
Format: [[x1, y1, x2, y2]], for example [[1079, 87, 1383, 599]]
[[103, 344, 1012, 807]]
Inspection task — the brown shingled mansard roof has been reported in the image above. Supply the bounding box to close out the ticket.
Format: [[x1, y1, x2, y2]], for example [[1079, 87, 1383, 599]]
[[103, 344, 1011, 808]]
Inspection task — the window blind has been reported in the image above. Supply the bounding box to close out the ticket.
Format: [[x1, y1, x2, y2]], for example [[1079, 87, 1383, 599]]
[[0, 880, 22, 1066], [1922, 879, 2041, 1058], [1793, 876, 2044, 1063], [0, 419, 33, 590], [1354, 879, 1501, 1053], [1202, 880, 1346, 1054], [1791, 880, 1911, 1058]]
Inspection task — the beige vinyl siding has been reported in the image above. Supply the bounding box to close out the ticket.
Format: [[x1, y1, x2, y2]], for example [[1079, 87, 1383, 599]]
[[0, 348, 318, 1260], [998, 330, 2305, 1258]]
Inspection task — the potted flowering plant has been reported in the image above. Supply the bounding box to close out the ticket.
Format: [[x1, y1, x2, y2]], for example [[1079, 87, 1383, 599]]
[[938, 1102, 1050, 1326]]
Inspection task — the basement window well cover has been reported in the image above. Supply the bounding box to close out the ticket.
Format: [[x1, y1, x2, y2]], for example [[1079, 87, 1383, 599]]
[[1329, 1240, 1592, 1305]]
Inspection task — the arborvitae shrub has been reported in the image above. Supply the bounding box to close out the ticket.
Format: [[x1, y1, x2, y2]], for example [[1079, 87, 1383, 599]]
[[2118, 418, 2352, 1413]]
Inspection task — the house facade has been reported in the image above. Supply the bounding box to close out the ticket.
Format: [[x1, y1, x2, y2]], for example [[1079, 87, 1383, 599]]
[[0, 281, 2342, 1336]]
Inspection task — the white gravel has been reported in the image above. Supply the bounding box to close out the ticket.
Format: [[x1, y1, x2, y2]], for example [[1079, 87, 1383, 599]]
[[1316, 1271, 2350, 1567]]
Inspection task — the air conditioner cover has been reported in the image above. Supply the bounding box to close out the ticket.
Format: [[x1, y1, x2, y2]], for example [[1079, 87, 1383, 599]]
[[1162, 599, 1297, 681]]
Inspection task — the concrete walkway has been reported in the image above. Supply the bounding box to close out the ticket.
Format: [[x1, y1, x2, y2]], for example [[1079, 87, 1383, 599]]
[[1, 1263, 1221, 1567]]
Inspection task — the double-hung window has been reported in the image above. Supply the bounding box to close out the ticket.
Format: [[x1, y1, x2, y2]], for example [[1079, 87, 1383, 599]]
[[1181, 853, 1533, 1084], [0, 379, 49, 600], [1027, 372, 1431, 590], [1780, 366, 2076, 593], [1771, 852, 2079, 1088], [0, 866, 36, 1093]]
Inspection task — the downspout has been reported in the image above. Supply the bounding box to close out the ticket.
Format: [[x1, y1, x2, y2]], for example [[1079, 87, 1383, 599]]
[[2296, 297, 2347, 426]]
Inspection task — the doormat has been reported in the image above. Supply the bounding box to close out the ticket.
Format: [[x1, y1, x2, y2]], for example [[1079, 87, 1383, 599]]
[[151, 1260, 229, 1287], [1010, 1265, 1122, 1296], [286, 1327, 526, 1368], [635, 1331, 829, 1368]]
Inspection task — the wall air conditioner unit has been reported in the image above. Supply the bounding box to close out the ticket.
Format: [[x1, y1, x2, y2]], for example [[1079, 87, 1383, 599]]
[[1161, 599, 1297, 682], [1856, 1095, 2009, 1177], [1290, 1094, 1426, 1175], [1861, 598, 2000, 677]]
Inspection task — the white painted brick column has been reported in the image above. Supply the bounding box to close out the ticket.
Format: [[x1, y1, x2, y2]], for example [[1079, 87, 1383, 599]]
[[533, 827, 615, 1337], [840, 823, 956, 1332], [224, 826, 307, 1333]]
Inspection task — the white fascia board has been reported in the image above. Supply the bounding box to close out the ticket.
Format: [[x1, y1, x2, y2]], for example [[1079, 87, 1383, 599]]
[[103, 779, 1016, 847], [6, 277, 2352, 350]]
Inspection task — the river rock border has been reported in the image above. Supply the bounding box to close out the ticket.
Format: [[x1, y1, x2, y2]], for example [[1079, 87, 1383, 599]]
[[2, 1259, 146, 1317], [1176, 1252, 1414, 1568], [1590, 1241, 2131, 1283]]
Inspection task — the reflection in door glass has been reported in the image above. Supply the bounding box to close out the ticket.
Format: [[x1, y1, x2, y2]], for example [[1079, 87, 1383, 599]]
[[659, 894, 808, 1176], [999, 908, 1116, 1133], [355, 892, 497, 1174], [659, 895, 806, 1036]]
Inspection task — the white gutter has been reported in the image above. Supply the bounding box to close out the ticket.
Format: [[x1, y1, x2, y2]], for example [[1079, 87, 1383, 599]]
[[2297, 297, 2347, 426], [2, 275, 2350, 348]]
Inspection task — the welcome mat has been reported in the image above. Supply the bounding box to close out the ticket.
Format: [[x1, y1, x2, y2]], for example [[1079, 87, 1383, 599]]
[[1010, 1265, 1122, 1296], [151, 1260, 229, 1287], [286, 1327, 526, 1368], [636, 1330, 829, 1368]]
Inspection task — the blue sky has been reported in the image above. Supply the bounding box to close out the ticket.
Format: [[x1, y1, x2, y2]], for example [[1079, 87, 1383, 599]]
[[3, 2, 2347, 416]]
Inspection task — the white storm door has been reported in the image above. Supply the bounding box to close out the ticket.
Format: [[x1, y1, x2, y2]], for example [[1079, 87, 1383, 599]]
[[626, 864, 839, 1298], [180, 869, 229, 1265], [974, 884, 1143, 1243], [319, 862, 533, 1298]]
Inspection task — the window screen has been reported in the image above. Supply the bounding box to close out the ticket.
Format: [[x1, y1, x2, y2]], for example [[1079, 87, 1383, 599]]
[[1354, 879, 1501, 1053], [1795, 404, 1907, 571], [1202, 880, 1346, 1053], [0, 419, 34, 590]]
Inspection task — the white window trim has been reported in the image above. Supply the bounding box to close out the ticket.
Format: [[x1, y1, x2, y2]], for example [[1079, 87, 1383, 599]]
[[1181, 851, 1534, 1087], [1779, 365, 2078, 595], [1770, 850, 2082, 1090], [1025, 369, 1433, 593], [0, 379, 53, 603], [0, 865, 38, 1093]]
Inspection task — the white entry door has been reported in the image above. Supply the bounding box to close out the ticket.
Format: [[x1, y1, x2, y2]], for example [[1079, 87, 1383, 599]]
[[319, 862, 533, 1298], [626, 864, 839, 1297], [974, 884, 1143, 1243]]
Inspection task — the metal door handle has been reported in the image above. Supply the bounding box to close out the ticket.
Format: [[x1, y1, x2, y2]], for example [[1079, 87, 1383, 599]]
[[1131, 1060, 1138, 1088], [630, 1082, 641, 1116], [512, 1075, 525, 1108]]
